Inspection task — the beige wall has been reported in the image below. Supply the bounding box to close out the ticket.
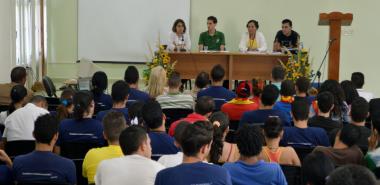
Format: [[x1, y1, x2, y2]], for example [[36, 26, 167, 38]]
[[0, 0, 15, 83]]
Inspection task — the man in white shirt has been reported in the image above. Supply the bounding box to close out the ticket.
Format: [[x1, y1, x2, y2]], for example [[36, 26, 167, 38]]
[[351, 72, 374, 102], [95, 126, 165, 185]]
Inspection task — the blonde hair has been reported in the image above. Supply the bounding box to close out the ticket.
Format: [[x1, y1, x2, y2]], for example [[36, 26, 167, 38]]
[[147, 66, 167, 98]]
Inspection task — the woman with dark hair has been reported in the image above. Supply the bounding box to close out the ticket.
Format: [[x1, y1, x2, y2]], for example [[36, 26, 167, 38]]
[[0, 85, 28, 125], [92, 71, 112, 110], [127, 100, 145, 126], [192, 71, 210, 99], [239, 19, 267, 52], [340, 80, 359, 106], [168, 19, 191, 51], [55, 88, 75, 122]]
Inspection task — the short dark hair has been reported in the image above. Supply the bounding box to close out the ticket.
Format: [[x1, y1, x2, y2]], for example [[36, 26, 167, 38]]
[[172, 19, 187, 33], [340, 80, 359, 105], [263, 117, 283, 139], [282, 19, 293, 27], [236, 124, 263, 157], [103, 111, 127, 142], [111, 80, 130, 103], [124, 66, 139, 84], [119, 126, 147, 155], [30, 95, 47, 105], [296, 77, 310, 94], [10, 66, 27, 83], [128, 101, 145, 126], [73, 91, 93, 120], [317, 91, 334, 113], [10, 85, 27, 103], [168, 72, 181, 88], [142, 100, 163, 129], [92, 71, 108, 96], [326, 165, 377, 185], [291, 98, 309, 121], [261, 85, 279, 106], [33, 114, 59, 144], [211, 64, 225, 82], [174, 121, 190, 143], [180, 120, 213, 157], [280, 80, 295, 96], [195, 72, 210, 89], [246, 19, 259, 29], [195, 96, 215, 115], [302, 151, 335, 185], [339, 124, 361, 147], [351, 72, 365, 89], [272, 66, 285, 81], [351, 97, 369, 122], [207, 16, 217, 24]]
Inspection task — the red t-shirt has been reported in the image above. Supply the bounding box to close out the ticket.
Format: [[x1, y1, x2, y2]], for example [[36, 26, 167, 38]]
[[221, 98, 259, 121], [168, 113, 207, 136]]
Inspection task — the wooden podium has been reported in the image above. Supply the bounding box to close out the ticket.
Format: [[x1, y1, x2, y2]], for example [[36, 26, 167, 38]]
[[319, 12, 353, 81]]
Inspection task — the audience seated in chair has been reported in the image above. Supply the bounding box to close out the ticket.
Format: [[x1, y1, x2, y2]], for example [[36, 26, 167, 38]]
[[142, 100, 179, 160], [54, 88, 75, 122], [92, 71, 112, 110], [302, 151, 335, 185], [340, 80, 360, 107], [0, 85, 28, 126], [197, 64, 236, 111], [0, 66, 33, 106], [240, 84, 290, 127], [273, 80, 296, 123], [326, 164, 377, 185], [221, 81, 259, 121], [270, 66, 285, 92], [259, 117, 300, 166], [156, 72, 194, 110], [95, 126, 165, 185], [294, 77, 314, 105], [96, 80, 130, 122], [83, 111, 127, 184], [127, 101, 145, 126], [155, 121, 232, 185], [168, 96, 214, 136], [223, 124, 287, 185], [147, 66, 167, 99], [250, 78, 262, 106], [365, 111, 380, 173], [352, 72, 375, 102], [192, 71, 210, 100], [12, 114, 76, 185], [124, 66, 150, 106]]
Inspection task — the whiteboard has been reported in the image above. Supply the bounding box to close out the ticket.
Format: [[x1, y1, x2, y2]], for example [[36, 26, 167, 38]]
[[78, 0, 190, 62]]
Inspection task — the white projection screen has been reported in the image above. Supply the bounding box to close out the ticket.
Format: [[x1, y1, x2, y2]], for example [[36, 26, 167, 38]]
[[78, 0, 190, 62]]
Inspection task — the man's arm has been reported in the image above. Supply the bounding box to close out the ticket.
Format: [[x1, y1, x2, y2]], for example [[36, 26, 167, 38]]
[[220, 32, 226, 51]]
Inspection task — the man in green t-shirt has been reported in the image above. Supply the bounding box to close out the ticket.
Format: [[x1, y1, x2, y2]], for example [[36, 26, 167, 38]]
[[198, 16, 226, 51]]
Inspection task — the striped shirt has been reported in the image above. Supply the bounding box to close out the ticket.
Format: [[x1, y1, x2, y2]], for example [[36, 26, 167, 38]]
[[156, 93, 194, 110]]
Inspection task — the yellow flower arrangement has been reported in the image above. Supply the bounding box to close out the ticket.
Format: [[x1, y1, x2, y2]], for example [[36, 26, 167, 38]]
[[280, 48, 312, 82]]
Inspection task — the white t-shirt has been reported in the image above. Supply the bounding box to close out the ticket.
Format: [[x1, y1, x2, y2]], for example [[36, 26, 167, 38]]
[[0, 111, 8, 126], [157, 152, 183, 168], [95, 154, 165, 185], [167, 32, 191, 51], [357, 89, 374, 102], [2, 103, 49, 141]]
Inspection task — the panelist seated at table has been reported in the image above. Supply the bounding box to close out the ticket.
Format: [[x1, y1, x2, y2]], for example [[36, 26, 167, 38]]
[[273, 19, 300, 51], [168, 19, 191, 52], [239, 19, 267, 52], [198, 16, 226, 51]]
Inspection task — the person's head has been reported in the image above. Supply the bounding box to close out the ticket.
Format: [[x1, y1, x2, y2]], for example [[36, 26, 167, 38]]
[[236, 124, 263, 158], [10, 66, 27, 84], [291, 98, 309, 122], [33, 114, 59, 146], [280, 80, 295, 97], [336, 124, 361, 148], [263, 117, 284, 140], [92, 71, 108, 96], [302, 151, 335, 185], [119, 126, 151, 158], [56, 88, 75, 122], [246, 19, 259, 35], [319, 80, 345, 116], [103, 111, 127, 143], [147, 66, 167, 98], [73, 91, 94, 120], [124, 66, 139, 85], [326, 165, 377, 185], [30, 95, 47, 109], [195, 96, 215, 116], [281, 19, 293, 35], [180, 120, 213, 159], [207, 16, 218, 31], [195, 71, 210, 89], [172, 19, 186, 34], [340, 80, 359, 105], [142, 100, 163, 130], [295, 77, 310, 95], [128, 101, 145, 126], [173, 121, 190, 147], [351, 72, 365, 89], [111, 80, 130, 104], [251, 78, 262, 98], [236, 81, 252, 98], [261, 85, 280, 106], [271, 66, 285, 82], [210, 64, 225, 83], [168, 71, 181, 89], [208, 112, 230, 164], [317, 91, 334, 114], [8, 85, 28, 114], [350, 97, 369, 123]]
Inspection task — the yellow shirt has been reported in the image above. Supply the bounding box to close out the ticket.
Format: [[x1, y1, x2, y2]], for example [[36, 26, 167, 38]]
[[247, 39, 258, 50], [82, 145, 124, 184]]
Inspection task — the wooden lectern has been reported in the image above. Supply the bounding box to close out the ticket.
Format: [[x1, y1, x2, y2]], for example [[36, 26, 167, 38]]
[[319, 12, 353, 81]]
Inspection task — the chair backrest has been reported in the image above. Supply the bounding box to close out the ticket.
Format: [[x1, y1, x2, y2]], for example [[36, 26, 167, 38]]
[[72, 158, 89, 185], [46, 97, 60, 112], [162, 108, 193, 129], [280, 165, 302, 185], [225, 120, 240, 144], [5, 140, 35, 158], [60, 142, 102, 159], [0, 105, 9, 112], [94, 103, 110, 115], [42, 76, 57, 98], [293, 147, 315, 163], [213, 98, 227, 111]]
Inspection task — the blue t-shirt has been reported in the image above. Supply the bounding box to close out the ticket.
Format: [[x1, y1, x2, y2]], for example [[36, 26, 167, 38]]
[[127, 88, 150, 106], [12, 151, 76, 185], [197, 86, 236, 111], [96, 108, 129, 122], [280, 126, 330, 148], [155, 162, 232, 185], [93, 92, 113, 110], [57, 118, 104, 146], [240, 109, 291, 127], [149, 132, 179, 160], [0, 165, 12, 185], [273, 101, 292, 124], [223, 160, 287, 185]]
